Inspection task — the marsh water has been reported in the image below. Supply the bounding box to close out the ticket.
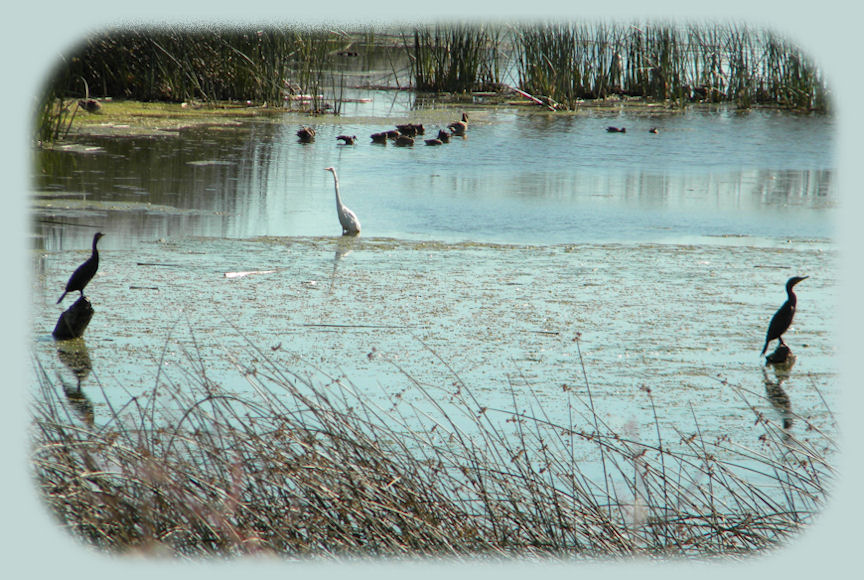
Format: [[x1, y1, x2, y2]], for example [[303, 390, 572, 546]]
[[31, 97, 837, 483]]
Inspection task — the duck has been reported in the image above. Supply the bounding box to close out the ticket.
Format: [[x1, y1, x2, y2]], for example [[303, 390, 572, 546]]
[[649, 127, 659, 134], [78, 99, 102, 113], [370, 132, 388, 144], [448, 112, 468, 136], [396, 124, 418, 137], [397, 123, 425, 136], [336, 135, 357, 145], [394, 135, 414, 147], [436, 129, 451, 143], [424, 138, 443, 146], [297, 126, 316, 142], [606, 126, 626, 133]]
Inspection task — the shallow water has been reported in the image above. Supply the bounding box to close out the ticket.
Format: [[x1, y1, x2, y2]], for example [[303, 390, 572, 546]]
[[31, 100, 838, 488], [33, 104, 835, 250]]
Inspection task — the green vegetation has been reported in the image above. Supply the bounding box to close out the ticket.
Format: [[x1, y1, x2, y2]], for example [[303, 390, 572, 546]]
[[35, 22, 829, 142], [407, 24, 501, 93], [31, 333, 833, 558], [515, 22, 828, 111]]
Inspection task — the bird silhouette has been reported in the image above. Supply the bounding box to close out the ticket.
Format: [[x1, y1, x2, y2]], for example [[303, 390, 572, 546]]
[[761, 276, 808, 356], [324, 167, 361, 236], [57, 232, 104, 304], [336, 135, 357, 145]]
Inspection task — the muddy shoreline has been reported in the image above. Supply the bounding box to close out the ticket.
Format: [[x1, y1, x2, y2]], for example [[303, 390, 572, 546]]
[[54, 93, 795, 140]]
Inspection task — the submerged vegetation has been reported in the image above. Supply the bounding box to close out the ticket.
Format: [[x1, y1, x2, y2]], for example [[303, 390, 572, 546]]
[[36, 20, 829, 142], [31, 332, 833, 558]]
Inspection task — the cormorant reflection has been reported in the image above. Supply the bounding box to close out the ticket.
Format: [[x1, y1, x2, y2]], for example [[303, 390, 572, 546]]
[[762, 347, 797, 432], [56, 338, 94, 425]]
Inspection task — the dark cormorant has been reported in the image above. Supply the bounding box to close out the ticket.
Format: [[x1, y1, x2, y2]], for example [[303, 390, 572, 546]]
[[760, 275, 808, 356], [57, 232, 104, 304]]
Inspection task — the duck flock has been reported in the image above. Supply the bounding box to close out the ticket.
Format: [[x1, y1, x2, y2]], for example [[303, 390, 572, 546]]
[[296, 112, 470, 147]]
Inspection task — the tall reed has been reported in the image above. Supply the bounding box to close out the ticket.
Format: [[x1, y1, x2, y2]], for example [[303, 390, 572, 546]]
[[43, 27, 360, 107], [514, 21, 828, 111], [408, 24, 501, 93], [31, 329, 834, 558]]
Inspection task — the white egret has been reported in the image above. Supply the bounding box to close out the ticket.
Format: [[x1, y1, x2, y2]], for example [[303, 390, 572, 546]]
[[323, 167, 361, 236]]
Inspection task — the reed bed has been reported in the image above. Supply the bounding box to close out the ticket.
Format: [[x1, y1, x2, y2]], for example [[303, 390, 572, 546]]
[[407, 24, 502, 93], [514, 21, 829, 111], [30, 332, 834, 559], [43, 27, 368, 110], [38, 21, 827, 142]]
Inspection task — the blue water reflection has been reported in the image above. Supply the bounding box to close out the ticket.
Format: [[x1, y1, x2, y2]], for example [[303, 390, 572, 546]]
[[33, 101, 835, 250]]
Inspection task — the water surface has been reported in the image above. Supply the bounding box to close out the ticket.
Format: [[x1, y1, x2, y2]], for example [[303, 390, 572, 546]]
[[31, 101, 838, 490]]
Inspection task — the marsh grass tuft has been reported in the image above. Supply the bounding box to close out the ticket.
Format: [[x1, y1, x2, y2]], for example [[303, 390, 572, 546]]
[[31, 328, 834, 559], [514, 21, 828, 111], [407, 24, 502, 93]]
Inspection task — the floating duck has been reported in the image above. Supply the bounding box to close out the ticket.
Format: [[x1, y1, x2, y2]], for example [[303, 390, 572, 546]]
[[424, 138, 443, 146], [436, 129, 451, 143], [606, 126, 626, 133], [336, 135, 357, 145], [394, 135, 414, 147], [448, 112, 468, 136], [370, 132, 387, 144], [397, 123, 425, 136], [297, 127, 316, 142]]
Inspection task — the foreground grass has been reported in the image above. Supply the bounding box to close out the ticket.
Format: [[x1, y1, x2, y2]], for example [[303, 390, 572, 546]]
[[30, 334, 834, 559]]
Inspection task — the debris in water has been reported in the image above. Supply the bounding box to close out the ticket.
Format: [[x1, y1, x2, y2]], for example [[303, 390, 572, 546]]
[[224, 270, 276, 279]]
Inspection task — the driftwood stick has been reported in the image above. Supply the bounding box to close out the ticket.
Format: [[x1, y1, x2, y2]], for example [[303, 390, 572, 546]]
[[507, 85, 558, 111]]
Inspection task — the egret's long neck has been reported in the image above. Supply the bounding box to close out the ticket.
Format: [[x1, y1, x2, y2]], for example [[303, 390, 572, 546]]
[[332, 174, 343, 209]]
